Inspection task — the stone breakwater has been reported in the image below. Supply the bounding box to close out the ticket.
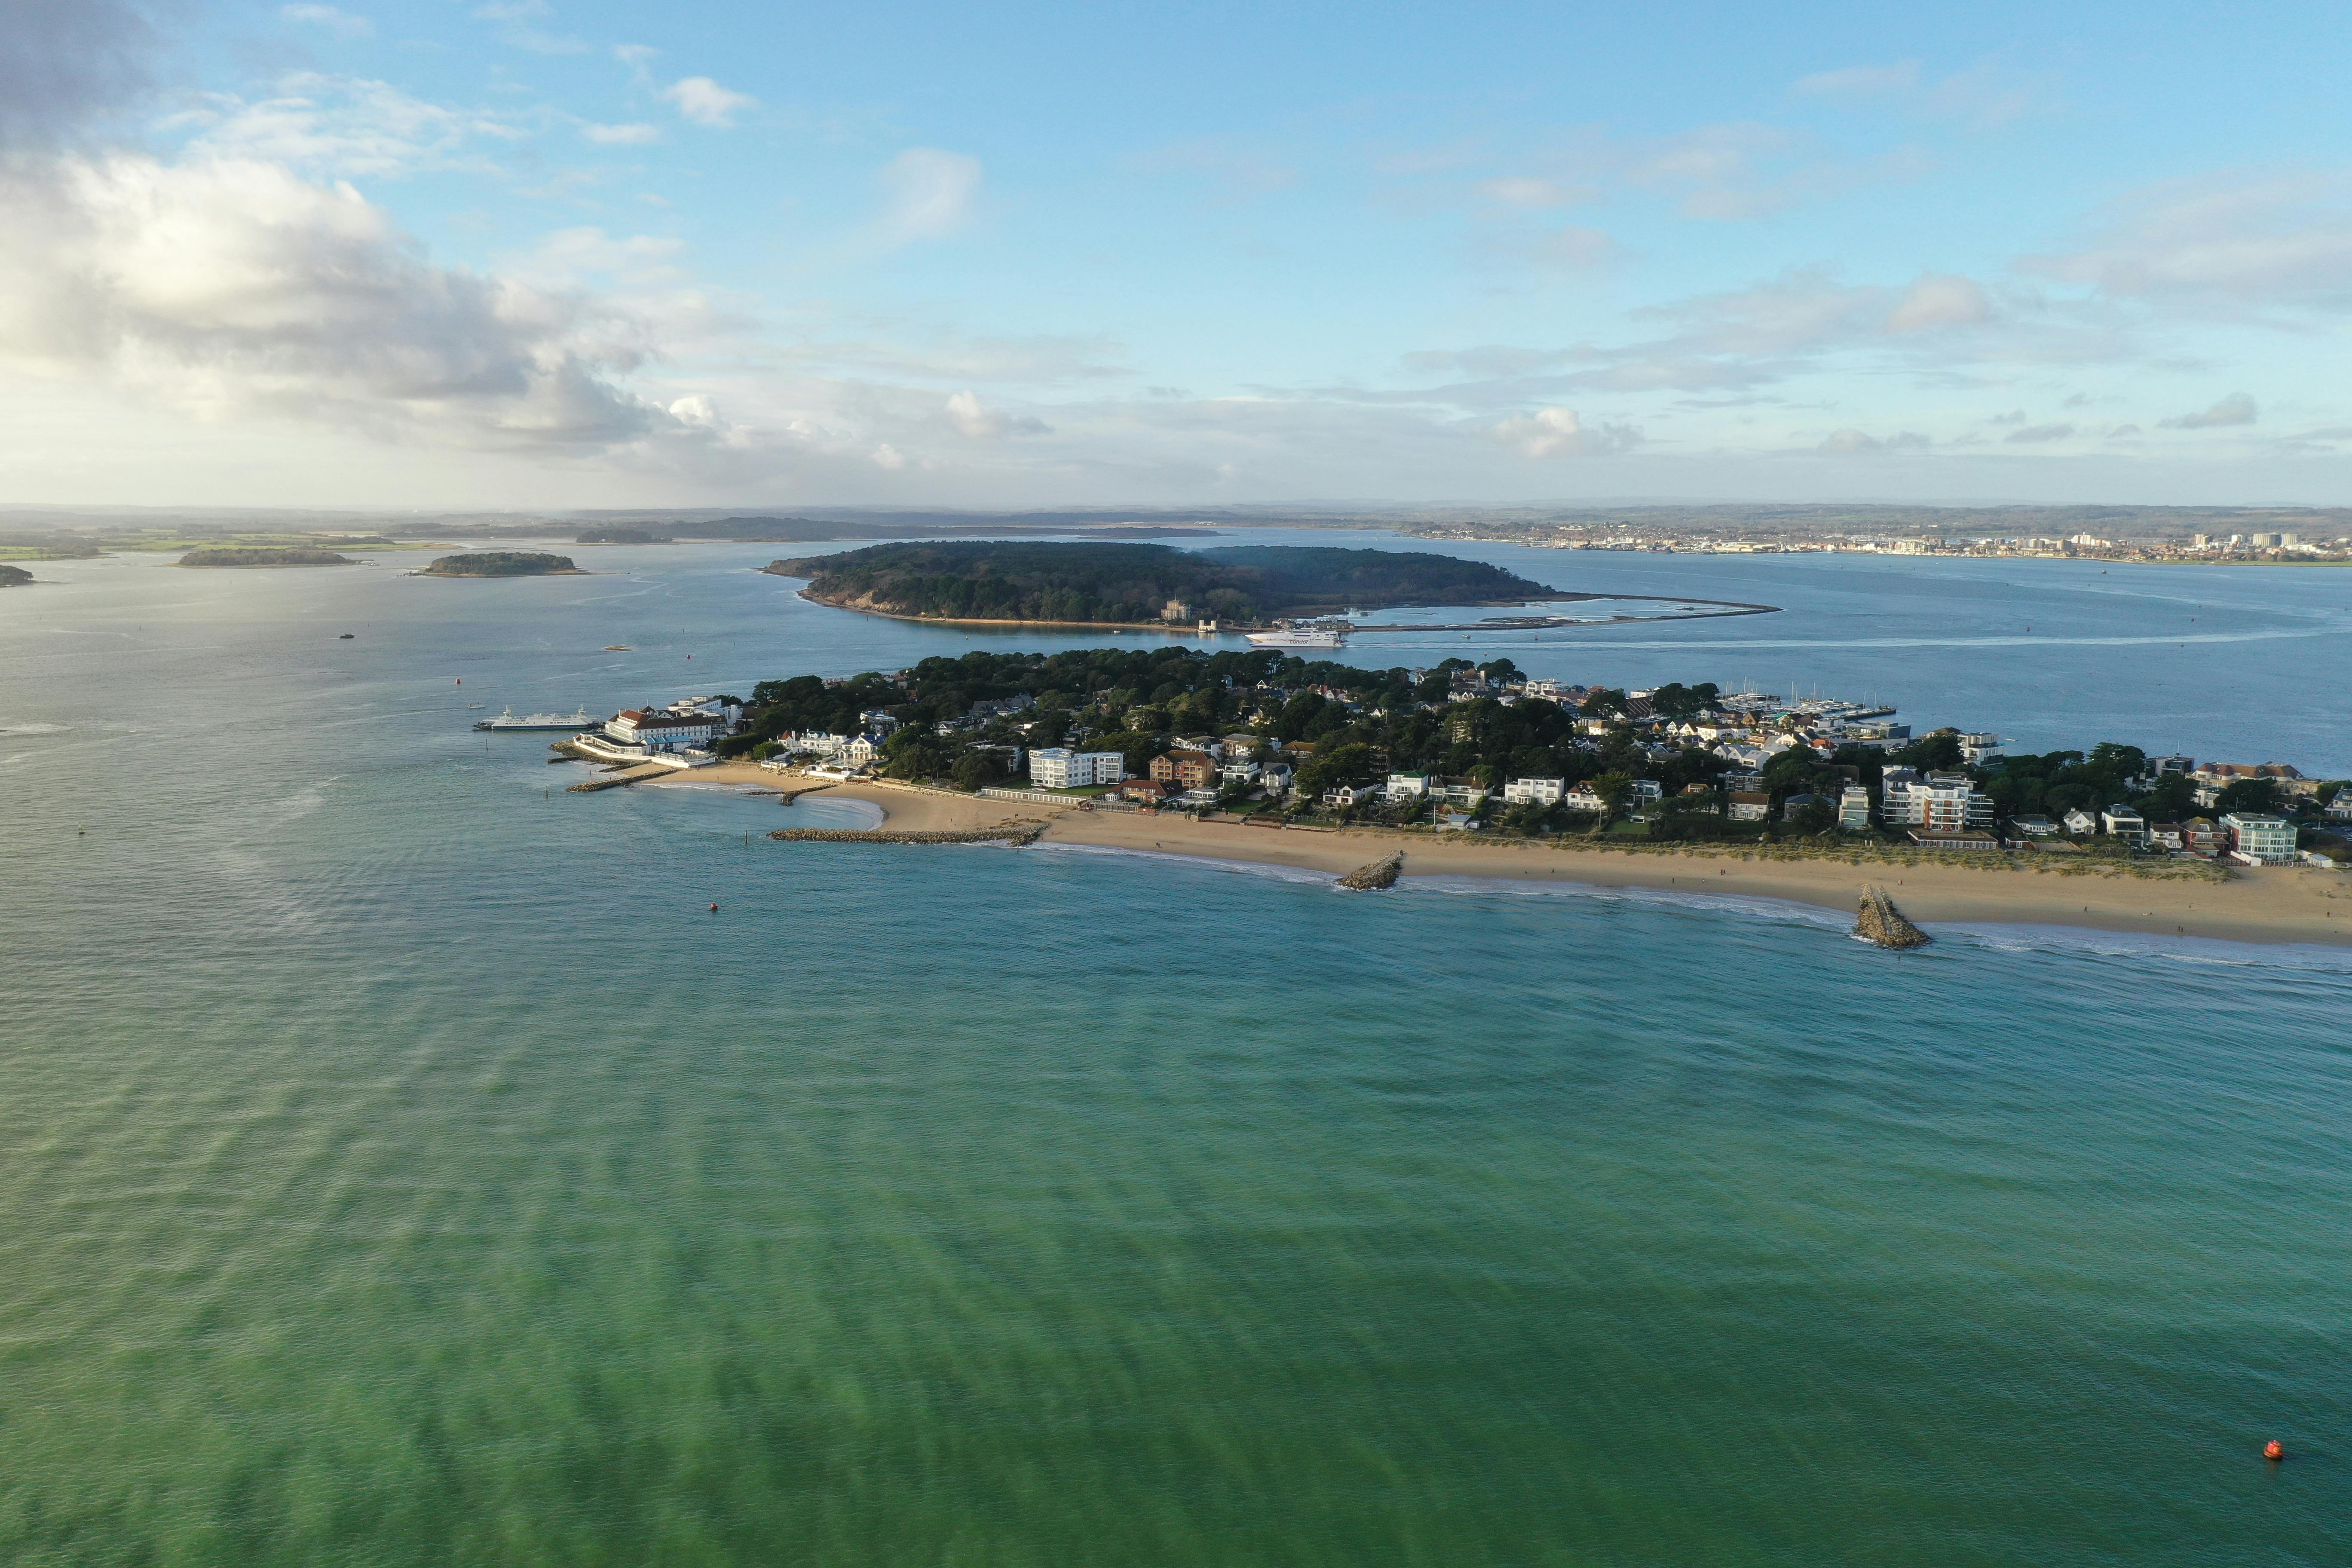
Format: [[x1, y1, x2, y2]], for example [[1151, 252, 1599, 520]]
[[770, 823, 1048, 846], [1856, 885, 1931, 948], [1337, 852, 1406, 891]]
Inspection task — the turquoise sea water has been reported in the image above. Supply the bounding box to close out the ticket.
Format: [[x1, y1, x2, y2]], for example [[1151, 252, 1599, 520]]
[[4, 543, 2351, 1565]]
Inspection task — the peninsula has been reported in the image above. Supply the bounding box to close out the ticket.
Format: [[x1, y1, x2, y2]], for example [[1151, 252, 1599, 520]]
[[765, 542, 1555, 627], [577, 642, 2349, 945], [177, 545, 355, 567], [420, 552, 583, 577]]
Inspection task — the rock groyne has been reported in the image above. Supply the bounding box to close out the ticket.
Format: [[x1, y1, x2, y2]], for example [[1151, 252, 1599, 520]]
[[1337, 851, 1406, 891], [1856, 885, 1931, 948]]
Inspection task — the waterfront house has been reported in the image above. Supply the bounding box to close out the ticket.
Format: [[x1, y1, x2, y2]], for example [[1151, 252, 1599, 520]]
[[1838, 786, 1872, 829], [1783, 792, 1829, 822], [1503, 777, 1565, 806], [1726, 791, 1771, 822], [1151, 750, 1219, 789], [2327, 795, 2352, 822], [2099, 805, 2148, 844], [1219, 757, 1262, 786], [1321, 784, 1372, 807], [2009, 814, 2059, 837], [1431, 777, 1490, 809], [2062, 808, 2098, 835], [1383, 773, 1431, 801], [1118, 779, 1173, 805], [1561, 782, 1610, 815], [2221, 813, 2298, 865], [1629, 780, 1663, 808], [2181, 817, 2226, 857], [1261, 762, 1295, 795], [2144, 821, 2186, 851], [844, 734, 882, 768]]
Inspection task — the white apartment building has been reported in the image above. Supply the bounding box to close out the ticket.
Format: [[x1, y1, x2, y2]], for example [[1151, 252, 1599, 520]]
[[2221, 813, 2298, 864], [1882, 769, 1993, 831], [1503, 777, 1565, 805], [1028, 748, 1125, 788]]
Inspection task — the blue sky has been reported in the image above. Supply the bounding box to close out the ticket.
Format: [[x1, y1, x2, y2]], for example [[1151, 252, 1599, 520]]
[[6, 0, 2351, 508]]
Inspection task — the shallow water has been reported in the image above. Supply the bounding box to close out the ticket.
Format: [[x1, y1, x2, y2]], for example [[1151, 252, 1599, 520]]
[[3, 543, 2349, 1565]]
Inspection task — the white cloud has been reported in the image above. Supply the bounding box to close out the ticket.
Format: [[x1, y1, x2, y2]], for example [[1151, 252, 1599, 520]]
[[944, 389, 1048, 438], [1124, 138, 1297, 200], [1819, 427, 1930, 454], [1883, 272, 1990, 333], [281, 6, 373, 40], [580, 121, 659, 146], [1492, 407, 1640, 457], [1793, 60, 1921, 98], [0, 153, 683, 451], [1473, 176, 1592, 208], [179, 74, 524, 178], [871, 442, 906, 469], [662, 77, 755, 128], [472, 0, 585, 55], [1794, 57, 2050, 127], [878, 148, 983, 241], [2024, 169, 2352, 312], [2160, 393, 2257, 429], [613, 43, 659, 82], [2005, 423, 2075, 444]]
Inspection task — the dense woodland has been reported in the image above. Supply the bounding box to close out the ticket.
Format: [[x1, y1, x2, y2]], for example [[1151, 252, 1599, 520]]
[[766, 542, 1554, 625]]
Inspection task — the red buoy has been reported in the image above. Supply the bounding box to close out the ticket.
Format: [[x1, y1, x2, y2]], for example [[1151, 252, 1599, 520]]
[[709, 903, 719, 913], [2265, 1439, 2285, 1462]]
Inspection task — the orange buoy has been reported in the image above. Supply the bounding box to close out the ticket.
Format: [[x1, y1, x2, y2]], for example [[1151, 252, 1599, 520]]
[[708, 903, 719, 913], [2264, 1440, 2284, 1462]]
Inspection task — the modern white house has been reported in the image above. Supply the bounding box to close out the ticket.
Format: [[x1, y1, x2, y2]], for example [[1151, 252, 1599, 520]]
[[1219, 757, 1263, 785], [1383, 772, 1430, 800], [1028, 748, 1125, 788], [1838, 786, 1872, 828], [1261, 761, 1295, 795], [2221, 813, 2298, 864], [2099, 805, 2148, 843], [1503, 776, 1565, 806]]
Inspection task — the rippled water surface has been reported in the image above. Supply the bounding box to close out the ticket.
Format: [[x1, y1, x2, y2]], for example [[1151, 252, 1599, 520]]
[[3, 542, 2349, 1565]]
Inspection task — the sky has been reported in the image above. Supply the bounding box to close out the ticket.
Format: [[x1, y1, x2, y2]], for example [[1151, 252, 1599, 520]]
[[5, 0, 2352, 510]]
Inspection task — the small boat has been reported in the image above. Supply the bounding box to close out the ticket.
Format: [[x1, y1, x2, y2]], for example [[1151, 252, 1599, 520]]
[[603, 644, 632, 651], [339, 633, 355, 639]]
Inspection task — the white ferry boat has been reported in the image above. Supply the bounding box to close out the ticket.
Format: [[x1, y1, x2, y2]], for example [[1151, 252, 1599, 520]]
[[475, 707, 599, 732], [1245, 623, 1348, 649]]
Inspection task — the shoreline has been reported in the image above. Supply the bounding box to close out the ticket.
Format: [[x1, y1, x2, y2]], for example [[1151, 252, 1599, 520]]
[[660, 766, 2352, 946], [769, 586, 1780, 634]]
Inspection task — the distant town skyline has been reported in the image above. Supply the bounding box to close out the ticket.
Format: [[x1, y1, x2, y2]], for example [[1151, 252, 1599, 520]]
[[6, 0, 2351, 508]]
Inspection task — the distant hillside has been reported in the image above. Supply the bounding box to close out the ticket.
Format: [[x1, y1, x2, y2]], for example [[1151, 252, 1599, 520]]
[[766, 542, 1553, 625], [0, 564, 32, 587], [178, 546, 355, 567], [576, 526, 674, 544], [420, 552, 582, 577]]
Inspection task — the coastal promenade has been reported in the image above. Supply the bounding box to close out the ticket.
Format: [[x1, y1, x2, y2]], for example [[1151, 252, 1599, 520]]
[[663, 765, 2352, 946]]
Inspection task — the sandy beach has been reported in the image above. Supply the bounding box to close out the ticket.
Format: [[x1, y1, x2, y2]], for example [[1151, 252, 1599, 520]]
[[670, 765, 2352, 946]]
